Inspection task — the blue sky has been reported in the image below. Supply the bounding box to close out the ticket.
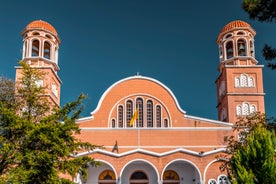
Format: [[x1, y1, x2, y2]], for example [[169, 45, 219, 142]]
[[1, 0, 276, 120]]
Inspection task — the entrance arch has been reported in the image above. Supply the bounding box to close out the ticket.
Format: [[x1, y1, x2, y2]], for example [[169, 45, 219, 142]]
[[120, 159, 159, 184], [162, 159, 201, 184], [85, 160, 117, 184]]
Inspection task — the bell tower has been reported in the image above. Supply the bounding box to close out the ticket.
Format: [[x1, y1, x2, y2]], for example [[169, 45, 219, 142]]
[[15, 20, 61, 107], [216, 20, 265, 123]]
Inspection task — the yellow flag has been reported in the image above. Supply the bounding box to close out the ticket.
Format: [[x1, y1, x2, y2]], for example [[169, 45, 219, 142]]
[[129, 109, 138, 126]]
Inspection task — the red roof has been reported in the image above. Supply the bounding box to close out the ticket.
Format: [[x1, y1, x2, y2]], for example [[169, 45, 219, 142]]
[[221, 20, 251, 33], [26, 20, 57, 35]]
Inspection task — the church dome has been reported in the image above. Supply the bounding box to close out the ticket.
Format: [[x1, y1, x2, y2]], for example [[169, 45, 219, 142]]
[[217, 20, 255, 43], [220, 20, 251, 33], [23, 20, 58, 36]]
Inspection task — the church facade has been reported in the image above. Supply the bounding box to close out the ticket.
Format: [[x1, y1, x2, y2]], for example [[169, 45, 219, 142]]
[[16, 20, 265, 184]]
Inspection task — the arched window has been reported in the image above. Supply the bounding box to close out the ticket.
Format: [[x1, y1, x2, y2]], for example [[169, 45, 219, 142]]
[[218, 174, 230, 184], [31, 40, 40, 57], [163, 170, 179, 180], [237, 39, 246, 56], [43, 41, 51, 59], [126, 100, 133, 127], [156, 105, 161, 127], [118, 105, 124, 127], [164, 119, 168, 128], [237, 31, 245, 35], [226, 41, 233, 59], [136, 98, 143, 127], [235, 76, 240, 87], [242, 103, 250, 115], [146, 100, 153, 127], [111, 119, 116, 128], [240, 74, 248, 87], [248, 77, 254, 87], [235, 74, 254, 87], [99, 170, 116, 180], [130, 171, 147, 179], [237, 103, 256, 116], [250, 105, 256, 113]]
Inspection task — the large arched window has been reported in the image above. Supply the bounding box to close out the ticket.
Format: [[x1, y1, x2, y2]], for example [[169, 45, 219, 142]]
[[226, 41, 233, 59], [118, 105, 124, 127], [146, 100, 153, 127], [156, 105, 161, 127], [31, 39, 40, 57], [136, 98, 143, 127], [43, 41, 51, 59], [126, 100, 133, 127]]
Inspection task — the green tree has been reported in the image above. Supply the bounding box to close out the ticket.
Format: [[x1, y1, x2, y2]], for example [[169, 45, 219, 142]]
[[222, 113, 276, 183], [242, 0, 276, 69], [0, 62, 101, 183]]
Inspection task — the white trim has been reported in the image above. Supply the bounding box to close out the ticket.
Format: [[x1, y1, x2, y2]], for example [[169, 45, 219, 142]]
[[90, 75, 186, 116], [76, 116, 93, 123], [80, 127, 233, 130], [184, 115, 233, 127], [227, 92, 265, 95], [73, 147, 227, 158]]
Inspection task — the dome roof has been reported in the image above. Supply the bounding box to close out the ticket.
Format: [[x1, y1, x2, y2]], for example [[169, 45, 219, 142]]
[[217, 20, 255, 43], [220, 20, 251, 33], [24, 20, 57, 35]]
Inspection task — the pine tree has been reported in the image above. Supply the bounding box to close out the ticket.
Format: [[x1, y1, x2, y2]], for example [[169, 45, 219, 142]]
[[222, 113, 276, 184], [0, 62, 101, 183], [242, 0, 276, 69]]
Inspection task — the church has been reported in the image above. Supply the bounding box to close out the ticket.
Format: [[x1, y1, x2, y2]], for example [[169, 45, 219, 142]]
[[16, 19, 265, 184]]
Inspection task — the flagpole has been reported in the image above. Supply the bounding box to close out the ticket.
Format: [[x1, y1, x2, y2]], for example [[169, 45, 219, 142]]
[[138, 104, 140, 149]]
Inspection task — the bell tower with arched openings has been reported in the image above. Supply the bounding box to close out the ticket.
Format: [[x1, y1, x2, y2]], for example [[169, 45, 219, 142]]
[[16, 20, 61, 107], [216, 20, 265, 123]]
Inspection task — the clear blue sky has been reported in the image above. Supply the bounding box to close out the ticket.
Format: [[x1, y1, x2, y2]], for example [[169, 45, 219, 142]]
[[1, 0, 276, 120]]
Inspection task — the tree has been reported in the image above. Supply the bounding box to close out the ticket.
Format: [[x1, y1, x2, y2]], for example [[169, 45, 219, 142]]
[[221, 113, 276, 183], [242, 0, 276, 69], [0, 62, 101, 183], [0, 76, 15, 109]]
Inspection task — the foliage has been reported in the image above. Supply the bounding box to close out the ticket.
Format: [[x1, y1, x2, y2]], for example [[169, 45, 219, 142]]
[[0, 62, 101, 183], [221, 112, 276, 184], [242, 0, 276, 69], [0, 76, 15, 109]]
